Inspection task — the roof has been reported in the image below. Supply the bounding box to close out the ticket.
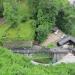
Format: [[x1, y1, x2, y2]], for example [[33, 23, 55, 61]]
[[57, 36, 75, 46]]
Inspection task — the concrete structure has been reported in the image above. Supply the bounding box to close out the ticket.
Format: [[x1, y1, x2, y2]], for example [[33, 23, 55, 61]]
[[68, 0, 75, 4], [57, 36, 75, 48], [53, 53, 75, 65], [50, 47, 69, 63]]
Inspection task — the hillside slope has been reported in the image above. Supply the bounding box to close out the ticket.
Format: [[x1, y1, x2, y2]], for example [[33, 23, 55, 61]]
[[5, 20, 35, 41], [0, 47, 75, 75], [42, 31, 64, 47], [0, 20, 35, 44]]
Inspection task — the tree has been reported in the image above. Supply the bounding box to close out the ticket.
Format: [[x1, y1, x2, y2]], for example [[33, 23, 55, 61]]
[[3, 0, 30, 27], [27, 0, 40, 20], [56, 9, 72, 34], [3, 0, 19, 27], [28, 0, 58, 42], [55, 3, 75, 36], [0, 0, 4, 17], [70, 6, 75, 36], [36, 0, 58, 42]]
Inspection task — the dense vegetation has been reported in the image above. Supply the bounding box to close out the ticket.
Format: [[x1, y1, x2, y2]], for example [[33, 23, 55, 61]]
[[0, 1, 75, 75], [0, 47, 75, 75], [0, 0, 75, 43], [0, 0, 3, 17]]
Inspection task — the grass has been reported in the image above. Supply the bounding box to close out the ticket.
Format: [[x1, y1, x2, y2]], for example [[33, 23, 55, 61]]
[[47, 43, 57, 48], [0, 20, 35, 41], [0, 23, 9, 39], [0, 47, 75, 75], [0, 23, 9, 45], [32, 53, 50, 59], [0, 47, 31, 75], [18, 20, 35, 40], [5, 20, 35, 41], [33, 58, 52, 64], [31, 53, 53, 64]]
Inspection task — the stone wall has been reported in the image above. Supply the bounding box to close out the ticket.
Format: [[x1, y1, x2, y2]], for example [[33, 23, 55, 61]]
[[52, 53, 68, 63], [3, 40, 33, 48]]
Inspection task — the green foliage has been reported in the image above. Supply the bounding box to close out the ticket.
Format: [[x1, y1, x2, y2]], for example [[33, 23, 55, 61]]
[[36, 23, 50, 42], [71, 26, 75, 37], [70, 7, 75, 36], [0, 47, 31, 75], [0, 24, 8, 39], [0, 0, 3, 17], [3, 0, 19, 27], [31, 53, 52, 64], [47, 43, 56, 48], [56, 9, 72, 34], [5, 20, 35, 41], [28, 0, 58, 42], [2, 0, 75, 43], [0, 21, 35, 46], [0, 24, 9, 46], [3, 0, 30, 27], [0, 47, 75, 75], [27, 0, 40, 19], [55, 2, 75, 36], [27, 0, 73, 43]]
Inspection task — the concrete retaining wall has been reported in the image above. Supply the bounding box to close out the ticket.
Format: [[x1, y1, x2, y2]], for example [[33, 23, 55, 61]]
[[3, 40, 33, 48]]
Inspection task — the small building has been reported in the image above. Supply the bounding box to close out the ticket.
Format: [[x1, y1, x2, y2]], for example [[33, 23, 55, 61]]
[[57, 36, 75, 48], [53, 53, 75, 65], [49, 47, 69, 63]]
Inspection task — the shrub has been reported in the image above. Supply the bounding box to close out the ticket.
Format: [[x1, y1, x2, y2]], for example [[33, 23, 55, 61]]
[[3, 0, 30, 28], [0, 0, 3, 17], [47, 43, 56, 48]]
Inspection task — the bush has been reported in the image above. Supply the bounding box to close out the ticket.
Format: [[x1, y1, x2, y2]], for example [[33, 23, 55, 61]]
[[1, 47, 75, 75], [0, 0, 3, 17], [3, 0, 30, 28], [68, 68, 75, 75]]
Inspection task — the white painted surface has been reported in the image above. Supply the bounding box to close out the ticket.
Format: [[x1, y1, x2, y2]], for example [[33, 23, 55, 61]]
[[68, 0, 75, 4], [53, 53, 75, 65], [63, 44, 69, 48], [31, 60, 50, 66], [54, 30, 59, 35]]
